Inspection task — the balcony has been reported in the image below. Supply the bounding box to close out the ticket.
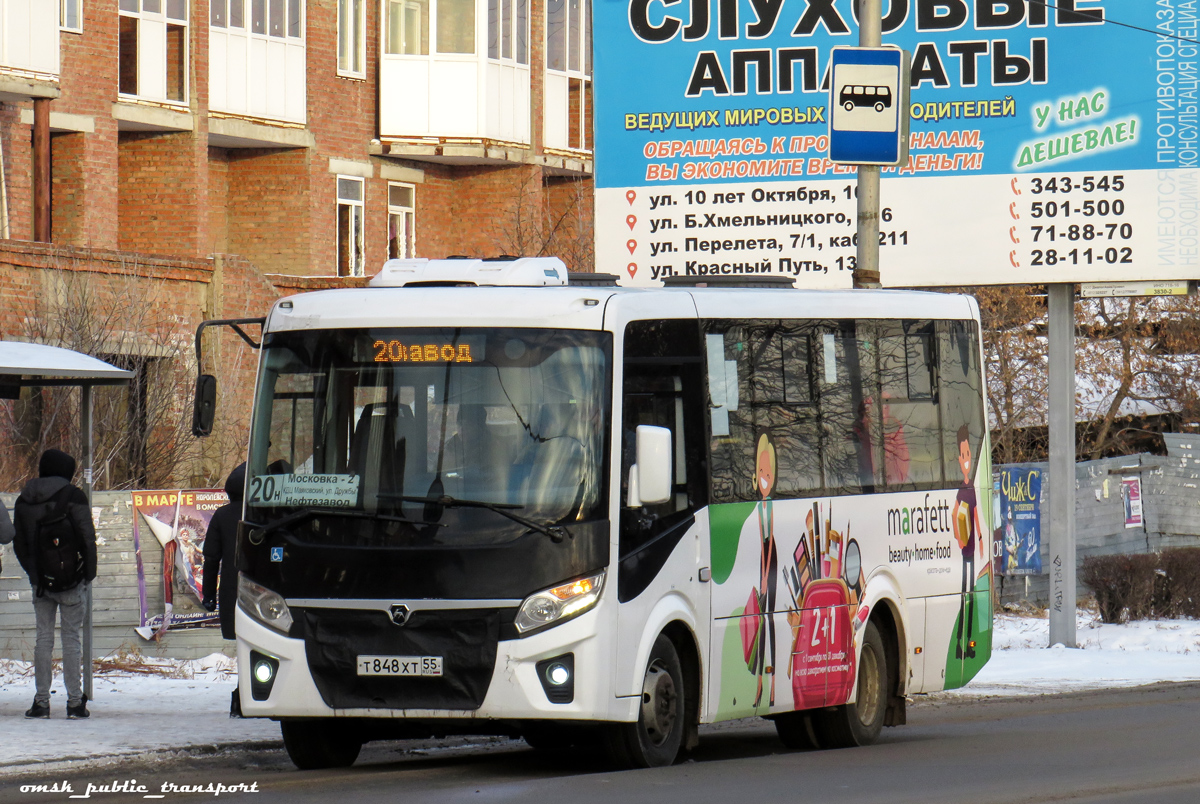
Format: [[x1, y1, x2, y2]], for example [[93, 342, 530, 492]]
[[379, 0, 530, 147], [209, 0, 307, 124], [0, 0, 60, 101]]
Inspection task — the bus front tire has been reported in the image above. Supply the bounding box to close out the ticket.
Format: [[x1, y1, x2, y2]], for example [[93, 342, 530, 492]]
[[812, 620, 888, 748], [280, 719, 362, 770], [605, 634, 685, 768]]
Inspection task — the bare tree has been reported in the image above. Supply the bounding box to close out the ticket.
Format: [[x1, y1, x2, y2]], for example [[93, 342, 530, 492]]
[[490, 172, 595, 273], [0, 257, 198, 490]]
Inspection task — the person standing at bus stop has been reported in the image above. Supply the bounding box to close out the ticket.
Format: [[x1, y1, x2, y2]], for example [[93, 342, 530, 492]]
[[202, 463, 245, 717], [13, 449, 97, 719]]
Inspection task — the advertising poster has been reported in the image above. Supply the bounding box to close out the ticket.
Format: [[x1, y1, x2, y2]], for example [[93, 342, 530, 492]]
[[130, 489, 228, 639], [593, 0, 1199, 287], [995, 466, 1041, 576], [1121, 475, 1143, 528]]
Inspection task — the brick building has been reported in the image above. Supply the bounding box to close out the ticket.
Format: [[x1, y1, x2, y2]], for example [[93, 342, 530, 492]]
[[0, 0, 593, 488]]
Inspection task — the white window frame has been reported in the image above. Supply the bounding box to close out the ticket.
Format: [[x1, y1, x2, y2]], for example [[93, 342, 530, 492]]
[[487, 0, 527, 64], [61, 0, 83, 32], [337, 175, 366, 277], [337, 0, 366, 77], [118, 0, 191, 105], [387, 182, 416, 260], [212, 0, 305, 39], [544, 0, 590, 152]]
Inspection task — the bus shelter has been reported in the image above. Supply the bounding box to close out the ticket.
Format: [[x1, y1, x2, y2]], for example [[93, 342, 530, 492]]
[[0, 341, 134, 699]]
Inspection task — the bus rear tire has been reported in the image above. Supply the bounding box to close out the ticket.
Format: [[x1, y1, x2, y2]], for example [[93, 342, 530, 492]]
[[773, 710, 820, 750], [605, 634, 685, 768], [280, 719, 362, 770], [811, 620, 888, 749]]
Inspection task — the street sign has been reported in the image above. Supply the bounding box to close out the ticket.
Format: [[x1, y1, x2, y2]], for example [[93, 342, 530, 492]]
[[829, 47, 911, 167], [1080, 280, 1192, 298]]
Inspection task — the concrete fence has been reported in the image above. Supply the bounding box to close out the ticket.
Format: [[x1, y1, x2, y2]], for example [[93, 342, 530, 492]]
[[996, 453, 1200, 606], [0, 491, 231, 662]]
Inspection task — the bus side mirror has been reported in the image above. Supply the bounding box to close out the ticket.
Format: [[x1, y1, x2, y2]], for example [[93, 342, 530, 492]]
[[628, 425, 672, 507], [192, 374, 217, 437]]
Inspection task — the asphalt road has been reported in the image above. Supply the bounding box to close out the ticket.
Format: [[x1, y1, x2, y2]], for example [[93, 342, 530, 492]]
[[8, 683, 1200, 804]]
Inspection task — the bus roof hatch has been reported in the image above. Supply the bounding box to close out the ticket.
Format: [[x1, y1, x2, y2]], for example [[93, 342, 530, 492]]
[[369, 257, 569, 288]]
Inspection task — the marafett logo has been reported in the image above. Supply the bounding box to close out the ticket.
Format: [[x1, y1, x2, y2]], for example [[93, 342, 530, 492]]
[[887, 493, 953, 536]]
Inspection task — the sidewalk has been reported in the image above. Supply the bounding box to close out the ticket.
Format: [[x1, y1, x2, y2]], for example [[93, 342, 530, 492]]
[[0, 655, 279, 772]]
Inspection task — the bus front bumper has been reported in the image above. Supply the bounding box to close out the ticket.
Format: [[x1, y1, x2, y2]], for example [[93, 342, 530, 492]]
[[235, 603, 624, 722]]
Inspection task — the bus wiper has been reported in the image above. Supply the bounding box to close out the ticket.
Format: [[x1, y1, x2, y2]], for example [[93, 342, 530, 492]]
[[382, 494, 571, 543], [246, 507, 442, 543]]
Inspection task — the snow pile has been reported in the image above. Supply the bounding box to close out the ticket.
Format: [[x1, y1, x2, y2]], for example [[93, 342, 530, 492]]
[[939, 609, 1200, 697]]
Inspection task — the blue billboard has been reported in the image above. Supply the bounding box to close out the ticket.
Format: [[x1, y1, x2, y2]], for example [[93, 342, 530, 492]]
[[593, 0, 1200, 287]]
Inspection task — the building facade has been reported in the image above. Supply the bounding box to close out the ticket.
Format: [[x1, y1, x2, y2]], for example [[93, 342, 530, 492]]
[[0, 0, 593, 488]]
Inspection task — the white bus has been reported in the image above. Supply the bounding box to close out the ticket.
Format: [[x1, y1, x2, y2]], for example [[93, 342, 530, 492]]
[[197, 258, 993, 770]]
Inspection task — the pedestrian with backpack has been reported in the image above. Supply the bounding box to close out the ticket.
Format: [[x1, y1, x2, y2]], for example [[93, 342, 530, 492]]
[[13, 449, 97, 719]]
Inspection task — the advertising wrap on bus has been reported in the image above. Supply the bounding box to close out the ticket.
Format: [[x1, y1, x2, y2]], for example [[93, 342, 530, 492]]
[[593, 0, 1197, 287]]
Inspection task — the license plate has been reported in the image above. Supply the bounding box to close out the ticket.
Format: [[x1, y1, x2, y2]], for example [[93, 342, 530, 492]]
[[356, 655, 443, 677]]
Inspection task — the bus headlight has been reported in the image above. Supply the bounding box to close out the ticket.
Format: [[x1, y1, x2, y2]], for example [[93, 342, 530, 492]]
[[238, 574, 294, 635], [515, 572, 605, 635]]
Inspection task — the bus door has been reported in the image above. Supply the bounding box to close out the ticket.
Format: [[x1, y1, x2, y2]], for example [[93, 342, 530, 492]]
[[614, 319, 709, 692]]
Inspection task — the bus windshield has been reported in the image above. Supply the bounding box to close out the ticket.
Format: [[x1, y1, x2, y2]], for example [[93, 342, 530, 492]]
[[247, 327, 611, 547]]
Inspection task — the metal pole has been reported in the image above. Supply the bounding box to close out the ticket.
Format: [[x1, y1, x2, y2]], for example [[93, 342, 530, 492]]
[[1047, 284, 1077, 648], [853, 0, 882, 289], [81, 383, 94, 700], [32, 98, 51, 242]]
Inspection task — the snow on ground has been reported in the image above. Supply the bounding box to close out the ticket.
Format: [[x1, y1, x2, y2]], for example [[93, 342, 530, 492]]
[[1, 610, 1199, 770], [0, 653, 279, 770], [935, 608, 1200, 697]]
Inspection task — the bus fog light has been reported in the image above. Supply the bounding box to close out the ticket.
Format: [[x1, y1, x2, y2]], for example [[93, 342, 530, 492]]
[[515, 572, 605, 635], [547, 663, 571, 686], [249, 651, 280, 701], [254, 661, 275, 684], [536, 654, 575, 704]]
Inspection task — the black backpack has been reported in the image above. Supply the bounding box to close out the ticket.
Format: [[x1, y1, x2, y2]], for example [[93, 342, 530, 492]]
[[35, 486, 86, 594]]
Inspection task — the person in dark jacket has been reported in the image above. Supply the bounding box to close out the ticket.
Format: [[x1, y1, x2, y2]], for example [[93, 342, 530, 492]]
[[13, 449, 97, 719], [202, 463, 244, 716]]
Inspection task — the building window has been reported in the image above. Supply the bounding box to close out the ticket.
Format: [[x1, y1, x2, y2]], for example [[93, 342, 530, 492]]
[[387, 183, 416, 259], [488, 0, 527, 63], [337, 0, 365, 75], [61, 0, 83, 31], [385, 0, 428, 55], [437, 0, 474, 53], [544, 0, 590, 151], [118, 0, 189, 103], [337, 176, 365, 277]]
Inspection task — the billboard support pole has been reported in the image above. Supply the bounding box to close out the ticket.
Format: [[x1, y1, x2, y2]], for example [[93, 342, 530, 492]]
[[1047, 283, 1077, 648], [853, 0, 882, 289]]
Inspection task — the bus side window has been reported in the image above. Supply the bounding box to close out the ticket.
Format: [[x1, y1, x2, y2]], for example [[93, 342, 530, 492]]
[[938, 320, 985, 483], [706, 320, 822, 503], [620, 320, 707, 561]]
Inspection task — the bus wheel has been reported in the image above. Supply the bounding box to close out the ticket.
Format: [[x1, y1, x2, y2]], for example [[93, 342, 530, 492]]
[[812, 621, 888, 748], [843, 101, 855, 112], [874, 102, 885, 112], [605, 635, 685, 768], [773, 710, 820, 750], [280, 719, 362, 770]]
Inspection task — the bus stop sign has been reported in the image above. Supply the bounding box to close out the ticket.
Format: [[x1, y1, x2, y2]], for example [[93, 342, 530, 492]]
[[829, 47, 911, 166]]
